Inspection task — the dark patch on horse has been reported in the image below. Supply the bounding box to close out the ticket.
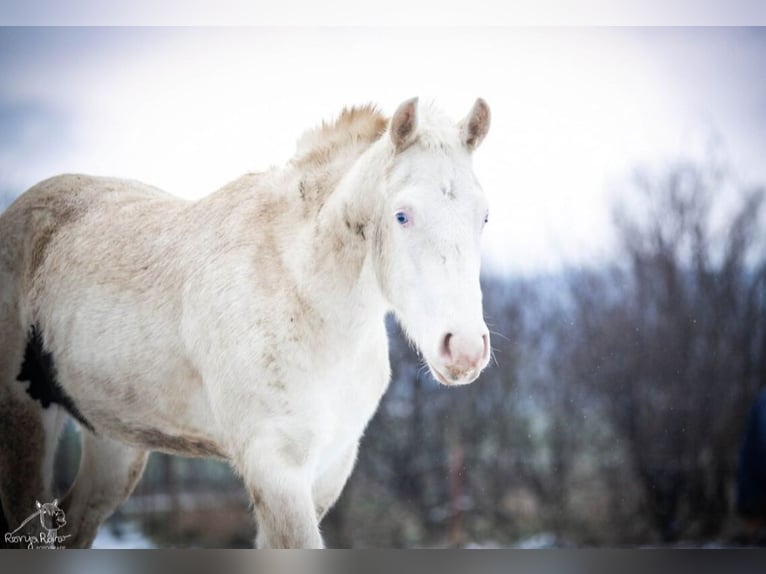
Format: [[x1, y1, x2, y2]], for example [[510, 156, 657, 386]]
[[299, 180, 307, 201], [15, 325, 95, 432], [28, 226, 58, 283], [250, 487, 262, 507], [446, 364, 472, 381], [119, 426, 226, 459], [263, 352, 280, 373], [22, 186, 87, 283], [355, 222, 366, 240], [122, 386, 139, 405], [267, 379, 287, 392], [124, 453, 148, 498]]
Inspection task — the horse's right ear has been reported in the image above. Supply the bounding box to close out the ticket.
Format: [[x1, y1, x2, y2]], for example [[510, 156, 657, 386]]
[[390, 97, 419, 151], [460, 98, 491, 151]]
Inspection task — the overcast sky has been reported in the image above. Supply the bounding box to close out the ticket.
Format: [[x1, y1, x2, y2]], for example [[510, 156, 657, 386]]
[[1, 27, 764, 274]]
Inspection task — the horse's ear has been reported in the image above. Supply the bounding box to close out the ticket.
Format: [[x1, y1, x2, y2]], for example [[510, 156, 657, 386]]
[[390, 97, 419, 151], [52, 498, 58, 507], [460, 98, 491, 151], [36, 500, 42, 509]]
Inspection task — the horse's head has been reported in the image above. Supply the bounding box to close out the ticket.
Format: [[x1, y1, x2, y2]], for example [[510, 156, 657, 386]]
[[374, 97, 491, 386], [36, 499, 66, 531]]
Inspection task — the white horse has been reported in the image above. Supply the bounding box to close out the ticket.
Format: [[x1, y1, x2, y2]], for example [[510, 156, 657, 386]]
[[0, 97, 492, 548]]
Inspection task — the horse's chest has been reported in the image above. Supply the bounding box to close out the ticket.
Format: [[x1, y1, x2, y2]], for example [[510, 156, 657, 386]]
[[305, 338, 391, 453], [330, 358, 387, 424]]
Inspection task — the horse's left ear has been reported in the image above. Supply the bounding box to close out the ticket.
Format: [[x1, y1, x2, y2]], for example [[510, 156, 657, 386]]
[[390, 97, 419, 151], [36, 500, 42, 509], [52, 498, 59, 507], [460, 98, 491, 151]]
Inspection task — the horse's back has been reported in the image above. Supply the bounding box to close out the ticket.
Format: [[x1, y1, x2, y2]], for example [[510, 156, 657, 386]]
[[4, 173, 175, 219], [0, 174, 183, 283]]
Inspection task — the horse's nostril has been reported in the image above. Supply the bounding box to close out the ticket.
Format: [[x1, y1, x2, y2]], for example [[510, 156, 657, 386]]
[[441, 333, 454, 361]]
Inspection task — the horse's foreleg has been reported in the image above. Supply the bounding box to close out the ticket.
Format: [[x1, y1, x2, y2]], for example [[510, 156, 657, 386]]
[[312, 441, 358, 523], [0, 393, 46, 546], [60, 432, 147, 548], [239, 444, 323, 549], [0, 307, 44, 546]]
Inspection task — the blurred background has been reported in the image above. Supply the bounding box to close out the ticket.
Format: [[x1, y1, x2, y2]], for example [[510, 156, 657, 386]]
[[1, 26, 765, 547]]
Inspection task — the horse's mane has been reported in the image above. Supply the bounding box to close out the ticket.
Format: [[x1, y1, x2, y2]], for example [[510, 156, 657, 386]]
[[287, 105, 389, 210], [292, 104, 389, 170]]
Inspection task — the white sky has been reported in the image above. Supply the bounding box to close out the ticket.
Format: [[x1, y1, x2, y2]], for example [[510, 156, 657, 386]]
[[1, 27, 765, 274], [3, 1, 766, 26]]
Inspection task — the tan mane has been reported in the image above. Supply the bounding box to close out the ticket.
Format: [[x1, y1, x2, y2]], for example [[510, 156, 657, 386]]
[[293, 104, 388, 168], [290, 105, 389, 210]]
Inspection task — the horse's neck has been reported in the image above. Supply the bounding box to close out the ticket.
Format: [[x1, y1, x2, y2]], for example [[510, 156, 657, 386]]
[[202, 141, 391, 331], [302, 141, 390, 324]]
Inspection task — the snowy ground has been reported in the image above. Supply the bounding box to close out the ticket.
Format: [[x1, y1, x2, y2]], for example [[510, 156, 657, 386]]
[[91, 521, 155, 549]]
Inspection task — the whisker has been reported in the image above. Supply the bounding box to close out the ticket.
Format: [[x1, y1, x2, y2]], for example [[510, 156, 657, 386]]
[[490, 346, 499, 367], [488, 329, 511, 343]]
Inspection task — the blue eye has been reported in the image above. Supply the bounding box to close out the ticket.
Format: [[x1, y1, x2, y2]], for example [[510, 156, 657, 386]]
[[395, 211, 409, 225]]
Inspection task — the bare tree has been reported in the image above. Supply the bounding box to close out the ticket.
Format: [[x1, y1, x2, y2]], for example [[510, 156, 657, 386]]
[[566, 160, 766, 542]]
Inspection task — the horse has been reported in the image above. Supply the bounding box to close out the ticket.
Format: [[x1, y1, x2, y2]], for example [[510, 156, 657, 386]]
[[0, 97, 492, 548]]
